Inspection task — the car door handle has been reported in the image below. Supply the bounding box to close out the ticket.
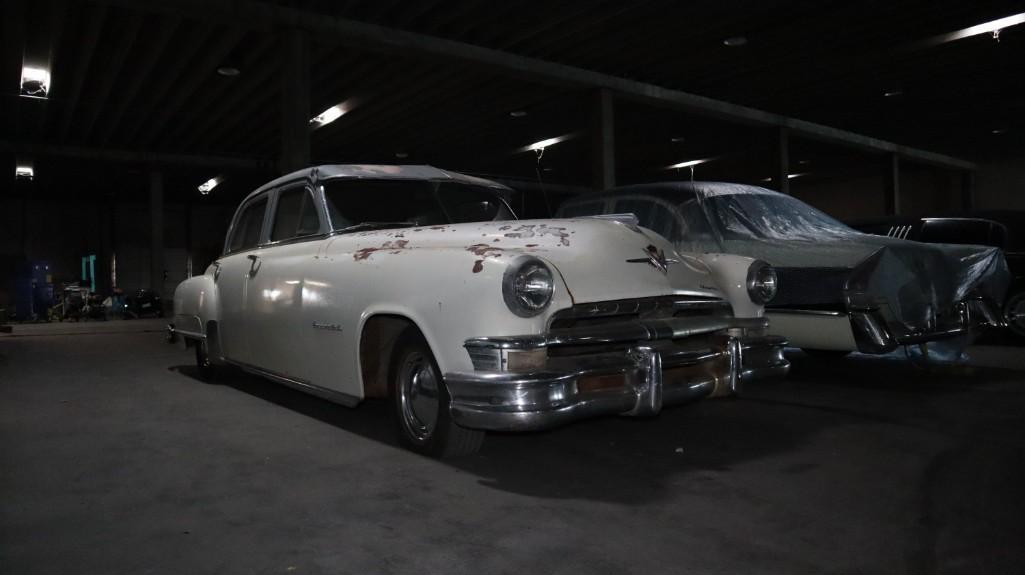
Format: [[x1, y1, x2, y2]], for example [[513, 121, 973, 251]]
[[247, 254, 260, 276]]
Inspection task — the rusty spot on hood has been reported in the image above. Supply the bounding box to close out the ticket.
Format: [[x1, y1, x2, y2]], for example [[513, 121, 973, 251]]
[[502, 224, 571, 246], [353, 239, 409, 261], [353, 247, 380, 261], [466, 243, 504, 257], [472, 260, 484, 273]]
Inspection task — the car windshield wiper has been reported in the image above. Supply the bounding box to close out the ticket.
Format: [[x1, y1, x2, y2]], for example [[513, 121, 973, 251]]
[[334, 221, 418, 234]]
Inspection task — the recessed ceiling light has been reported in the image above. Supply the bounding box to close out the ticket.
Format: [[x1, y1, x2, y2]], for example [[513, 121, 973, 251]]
[[923, 12, 1025, 46], [20, 66, 50, 98], [509, 110, 527, 118], [670, 136, 686, 143], [519, 133, 575, 153], [884, 88, 904, 97], [216, 66, 240, 77], [15, 165, 34, 179], [395, 152, 409, 159], [198, 176, 222, 194], [667, 157, 715, 170], [723, 36, 747, 47], [991, 128, 1009, 135]]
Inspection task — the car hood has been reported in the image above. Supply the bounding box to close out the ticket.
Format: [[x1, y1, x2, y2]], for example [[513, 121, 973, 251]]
[[357, 218, 725, 304]]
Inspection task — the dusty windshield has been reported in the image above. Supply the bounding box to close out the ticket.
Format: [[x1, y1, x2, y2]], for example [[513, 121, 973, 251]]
[[322, 179, 515, 232], [699, 192, 856, 242]]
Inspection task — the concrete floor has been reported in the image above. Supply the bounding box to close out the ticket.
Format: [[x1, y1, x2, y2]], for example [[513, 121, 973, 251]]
[[2, 320, 1025, 574]]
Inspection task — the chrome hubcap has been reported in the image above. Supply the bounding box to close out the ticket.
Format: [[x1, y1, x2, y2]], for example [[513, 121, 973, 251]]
[[399, 353, 440, 442]]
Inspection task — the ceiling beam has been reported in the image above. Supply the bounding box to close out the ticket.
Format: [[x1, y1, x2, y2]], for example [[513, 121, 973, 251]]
[[93, 0, 977, 171], [0, 139, 271, 169]]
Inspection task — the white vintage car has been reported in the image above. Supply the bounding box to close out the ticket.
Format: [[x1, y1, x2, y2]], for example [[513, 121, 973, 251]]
[[170, 166, 788, 457]]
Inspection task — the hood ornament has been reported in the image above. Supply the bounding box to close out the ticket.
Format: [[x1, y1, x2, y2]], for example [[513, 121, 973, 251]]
[[627, 245, 678, 275]]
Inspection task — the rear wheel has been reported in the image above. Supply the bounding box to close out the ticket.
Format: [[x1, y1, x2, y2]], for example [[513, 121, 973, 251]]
[[801, 348, 852, 359], [390, 332, 484, 458], [194, 339, 216, 380]]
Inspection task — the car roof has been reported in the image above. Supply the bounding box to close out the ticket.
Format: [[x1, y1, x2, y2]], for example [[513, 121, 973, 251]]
[[242, 164, 512, 204], [561, 181, 782, 206]]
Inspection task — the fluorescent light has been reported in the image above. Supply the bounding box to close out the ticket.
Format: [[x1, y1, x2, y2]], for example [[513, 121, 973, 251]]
[[666, 157, 715, 170], [723, 36, 747, 47], [310, 99, 356, 129], [760, 173, 808, 182], [15, 165, 34, 179], [519, 133, 574, 153], [216, 66, 240, 77], [198, 176, 222, 194], [924, 12, 1025, 45], [509, 110, 528, 118], [20, 66, 50, 98]]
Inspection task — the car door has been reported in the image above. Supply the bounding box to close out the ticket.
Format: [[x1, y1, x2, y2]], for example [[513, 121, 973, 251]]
[[244, 184, 326, 381], [217, 194, 270, 365]]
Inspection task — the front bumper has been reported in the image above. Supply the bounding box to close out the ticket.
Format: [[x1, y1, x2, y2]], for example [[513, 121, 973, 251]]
[[849, 296, 1005, 353], [444, 316, 789, 432]]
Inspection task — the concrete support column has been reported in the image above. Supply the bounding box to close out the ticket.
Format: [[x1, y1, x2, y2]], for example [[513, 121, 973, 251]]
[[280, 28, 311, 174], [772, 126, 790, 194], [591, 88, 615, 190], [149, 170, 164, 295], [884, 153, 901, 215], [961, 170, 975, 212]]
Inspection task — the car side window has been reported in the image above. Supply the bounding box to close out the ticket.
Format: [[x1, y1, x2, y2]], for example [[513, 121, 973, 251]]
[[228, 197, 268, 252], [271, 187, 320, 241]]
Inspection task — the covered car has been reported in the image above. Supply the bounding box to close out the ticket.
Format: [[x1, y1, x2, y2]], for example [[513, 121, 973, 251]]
[[557, 182, 1009, 357]]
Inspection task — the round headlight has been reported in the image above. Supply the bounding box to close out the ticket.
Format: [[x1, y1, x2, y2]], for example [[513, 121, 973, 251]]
[[746, 260, 778, 304], [503, 257, 555, 317]]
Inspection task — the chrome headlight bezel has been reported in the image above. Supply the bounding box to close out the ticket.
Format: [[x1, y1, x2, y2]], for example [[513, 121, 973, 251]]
[[502, 256, 555, 317], [746, 259, 778, 305]]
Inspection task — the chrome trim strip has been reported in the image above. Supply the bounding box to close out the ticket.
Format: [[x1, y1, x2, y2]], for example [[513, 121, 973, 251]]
[[225, 360, 361, 407], [171, 327, 206, 340], [467, 315, 769, 350], [766, 308, 847, 317]]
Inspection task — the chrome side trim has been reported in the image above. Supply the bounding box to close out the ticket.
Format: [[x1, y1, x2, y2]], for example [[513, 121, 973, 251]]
[[225, 360, 361, 407], [767, 308, 846, 317], [171, 327, 206, 340]]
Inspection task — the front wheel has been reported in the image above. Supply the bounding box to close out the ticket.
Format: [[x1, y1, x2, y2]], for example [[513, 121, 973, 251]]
[[390, 333, 484, 458]]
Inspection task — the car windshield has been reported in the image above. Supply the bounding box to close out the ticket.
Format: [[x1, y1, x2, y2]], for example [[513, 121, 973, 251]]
[[693, 192, 857, 242], [322, 179, 515, 232]]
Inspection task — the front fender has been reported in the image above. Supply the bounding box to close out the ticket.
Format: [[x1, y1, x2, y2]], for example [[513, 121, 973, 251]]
[[339, 247, 573, 376], [697, 253, 764, 318]]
